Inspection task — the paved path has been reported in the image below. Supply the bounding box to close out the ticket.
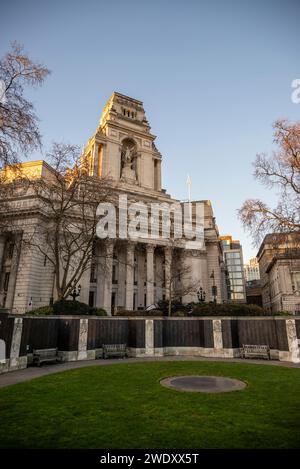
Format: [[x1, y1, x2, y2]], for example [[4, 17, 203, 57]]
[[0, 356, 299, 389]]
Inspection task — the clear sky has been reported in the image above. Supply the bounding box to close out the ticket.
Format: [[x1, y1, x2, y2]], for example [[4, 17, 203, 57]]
[[1, 0, 300, 262]]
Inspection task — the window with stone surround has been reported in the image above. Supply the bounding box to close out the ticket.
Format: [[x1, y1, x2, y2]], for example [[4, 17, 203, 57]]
[[292, 272, 300, 291]]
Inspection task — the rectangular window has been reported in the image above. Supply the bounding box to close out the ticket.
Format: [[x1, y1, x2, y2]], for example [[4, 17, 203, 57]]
[[228, 265, 242, 272], [233, 286, 245, 293], [112, 263, 118, 284], [7, 243, 14, 259], [230, 279, 244, 286], [226, 259, 242, 266], [232, 293, 245, 300], [292, 272, 300, 291], [230, 272, 243, 279], [3, 272, 10, 291], [225, 252, 240, 259]]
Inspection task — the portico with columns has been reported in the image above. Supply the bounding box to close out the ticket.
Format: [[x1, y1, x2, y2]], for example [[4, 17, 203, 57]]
[[86, 238, 216, 315]]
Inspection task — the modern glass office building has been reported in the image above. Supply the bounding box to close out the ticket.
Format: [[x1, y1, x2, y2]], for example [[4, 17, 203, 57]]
[[220, 236, 247, 302]]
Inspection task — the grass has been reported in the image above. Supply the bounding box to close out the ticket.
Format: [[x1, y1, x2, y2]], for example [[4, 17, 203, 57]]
[[0, 361, 299, 448]]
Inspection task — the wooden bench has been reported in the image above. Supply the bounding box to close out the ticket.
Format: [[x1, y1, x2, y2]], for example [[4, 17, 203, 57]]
[[102, 344, 127, 359], [33, 348, 60, 366], [241, 344, 270, 360]]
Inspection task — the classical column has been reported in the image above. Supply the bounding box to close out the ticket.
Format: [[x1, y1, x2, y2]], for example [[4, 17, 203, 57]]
[[78, 260, 91, 305], [164, 246, 172, 300], [146, 244, 155, 306], [93, 142, 99, 176], [103, 240, 114, 315], [156, 160, 162, 191], [155, 254, 164, 302], [0, 235, 5, 269], [5, 234, 21, 310], [95, 242, 104, 308], [125, 243, 135, 310]]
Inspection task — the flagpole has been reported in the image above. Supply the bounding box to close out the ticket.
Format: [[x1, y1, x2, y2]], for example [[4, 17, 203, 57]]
[[187, 174, 192, 222]]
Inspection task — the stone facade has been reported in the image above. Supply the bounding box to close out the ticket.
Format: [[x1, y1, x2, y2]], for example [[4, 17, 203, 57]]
[[257, 233, 300, 313], [0, 92, 226, 314]]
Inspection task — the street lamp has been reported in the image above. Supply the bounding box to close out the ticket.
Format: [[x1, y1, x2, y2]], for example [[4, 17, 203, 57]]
[[210, 270, 217, 303], [69, 284, 81, 301], [197, 287, 206, 303]]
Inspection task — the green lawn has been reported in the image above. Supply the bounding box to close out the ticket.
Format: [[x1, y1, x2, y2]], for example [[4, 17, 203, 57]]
[[0, 361, 299, 448]]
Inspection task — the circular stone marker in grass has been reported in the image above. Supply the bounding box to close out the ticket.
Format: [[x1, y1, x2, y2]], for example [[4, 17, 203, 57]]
[[160, 375, 246, 393]]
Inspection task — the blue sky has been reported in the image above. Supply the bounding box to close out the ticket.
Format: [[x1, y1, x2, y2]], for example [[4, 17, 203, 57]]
[[1, 0, 300, 262]]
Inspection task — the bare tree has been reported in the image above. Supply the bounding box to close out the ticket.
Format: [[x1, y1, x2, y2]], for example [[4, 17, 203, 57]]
[[18, 142, 115, 300], [163, 245, 199, 316], [239, 119, 300, 245], [0, 42, 50, 167]]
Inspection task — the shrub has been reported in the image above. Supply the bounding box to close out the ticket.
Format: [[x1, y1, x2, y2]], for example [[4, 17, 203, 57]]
[[157, 300, 190, 314], [53, 300, 92, 316], [26, 305, 54, 316], [26, 302, 108, 316], [273, 310, 295, 316], [115, 309, 165, 317], [93, 308, 108, 317], [191, 302, 266, 317]]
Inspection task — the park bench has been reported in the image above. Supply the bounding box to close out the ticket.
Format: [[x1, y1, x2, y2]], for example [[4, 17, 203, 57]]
[[33, 347, 60, 366], [102, 343, 127, 359], [241, 344, 270, 360]]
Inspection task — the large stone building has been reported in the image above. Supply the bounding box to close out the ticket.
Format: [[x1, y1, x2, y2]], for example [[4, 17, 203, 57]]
[[0, 92, 226, 314], [257, 233, 300, 313]]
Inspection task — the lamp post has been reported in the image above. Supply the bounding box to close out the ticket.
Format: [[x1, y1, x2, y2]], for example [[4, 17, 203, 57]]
[[210, 270, 217, 303], [69, 284, 81, 301], [197, 287, 206, 303]]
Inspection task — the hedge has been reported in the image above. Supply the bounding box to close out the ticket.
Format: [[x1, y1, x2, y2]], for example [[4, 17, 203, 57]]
[[27, 301, 107, 317]]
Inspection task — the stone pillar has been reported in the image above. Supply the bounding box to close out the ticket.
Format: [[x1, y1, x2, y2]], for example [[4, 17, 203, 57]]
[[0, 235, 5, 268], [145, 319, 154, 355], [10, 317, 23, 368], [93, 142, 99, 176], [155, 253, 163, 302], [137, 250, 145, 309], [78, 261, 91, 305], [5, 234, 21, 310], [213, 319, 223, 350], [78, 318, 88, 360], [157, 160, 162, 191], [117, 248, 126, 309], [285, 319, 300, 363], [125, 243, 135, 310], [146, 244, 155, 306], [103, 241, 114, 315], [164, 246, 172, 300]]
